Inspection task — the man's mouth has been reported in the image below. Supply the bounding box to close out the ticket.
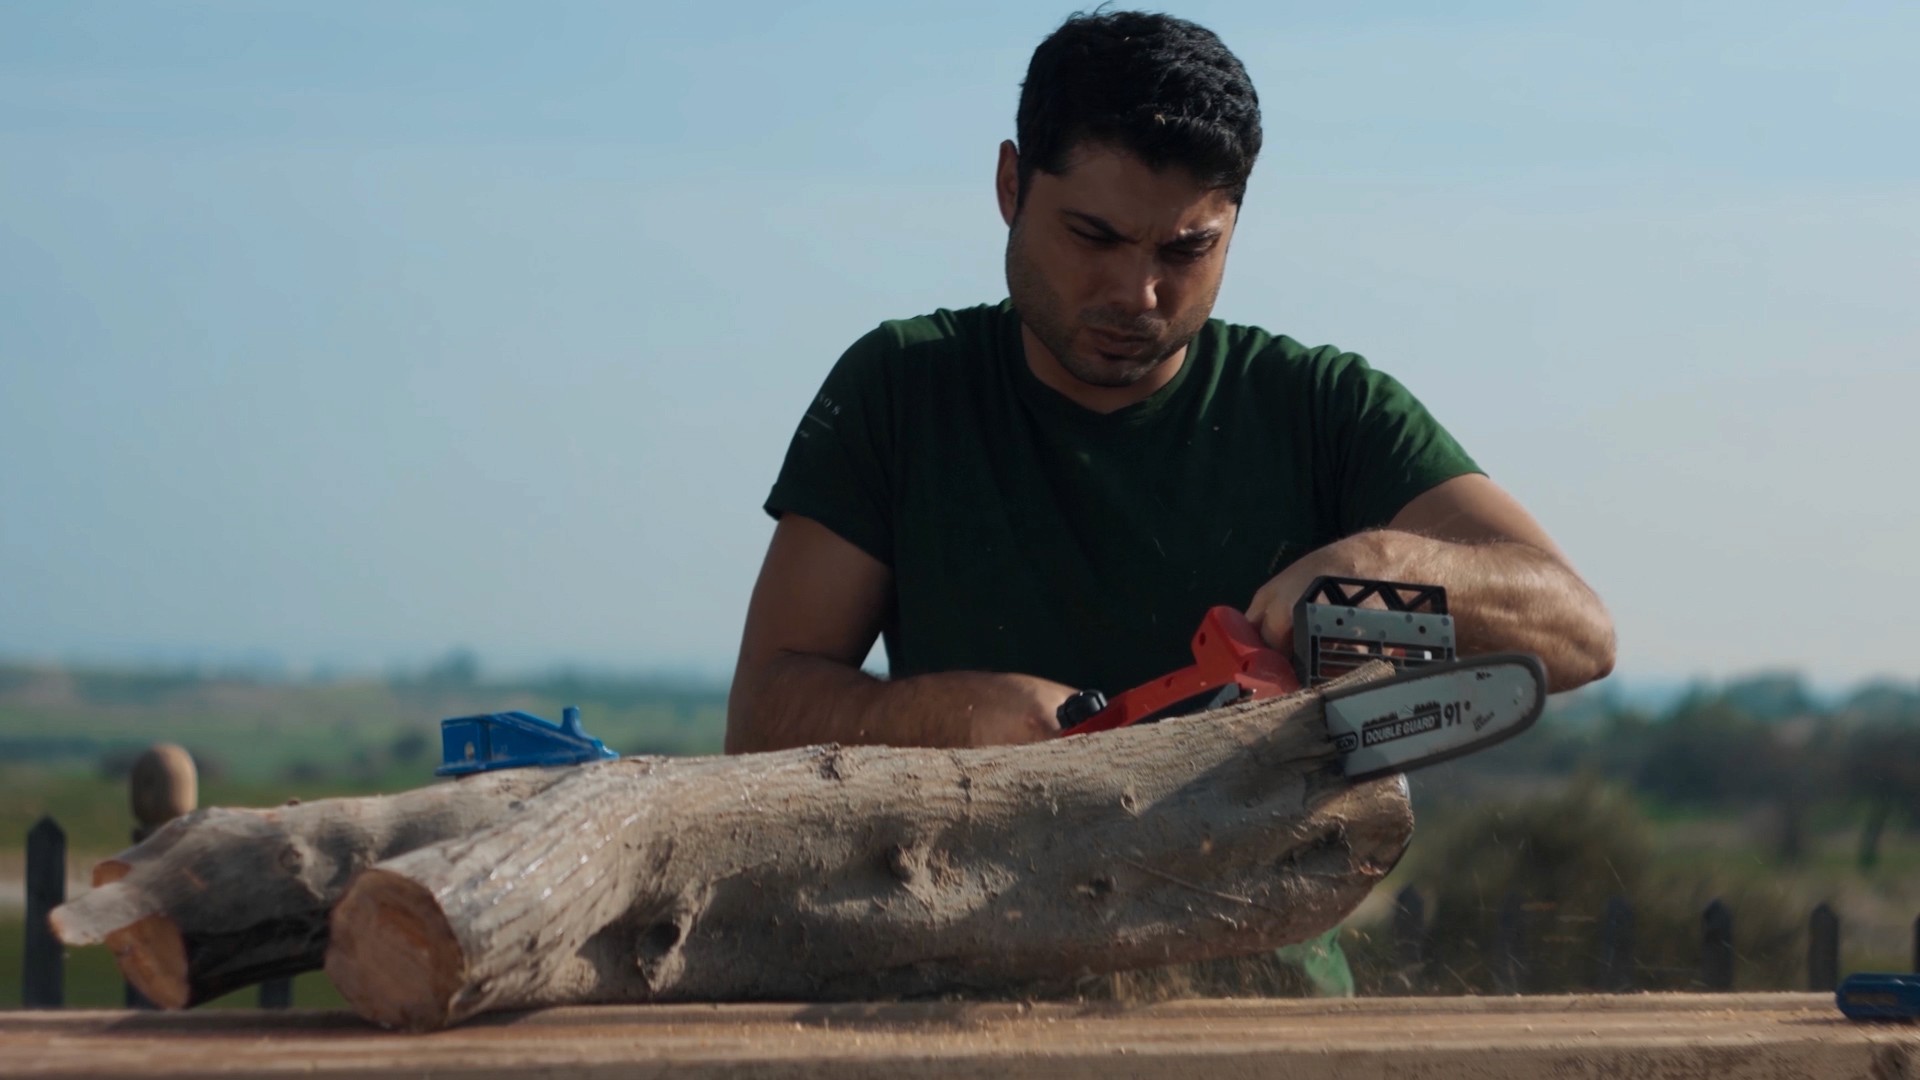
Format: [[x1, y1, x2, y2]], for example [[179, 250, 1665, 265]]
[[1086, 328, 1155, 358]]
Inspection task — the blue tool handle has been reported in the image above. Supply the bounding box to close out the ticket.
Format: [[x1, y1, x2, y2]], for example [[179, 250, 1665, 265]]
[[436, 705, 619, 776], [1836, 972, 1920, 1021]]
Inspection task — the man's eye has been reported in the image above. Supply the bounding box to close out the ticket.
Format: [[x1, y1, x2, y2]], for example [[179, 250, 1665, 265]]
[[1164, 245, 1210, 264], [1072, 230, 1118, 246]]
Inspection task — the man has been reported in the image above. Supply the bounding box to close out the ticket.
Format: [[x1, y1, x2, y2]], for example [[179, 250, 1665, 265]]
[[726, 11, 1614, 758]]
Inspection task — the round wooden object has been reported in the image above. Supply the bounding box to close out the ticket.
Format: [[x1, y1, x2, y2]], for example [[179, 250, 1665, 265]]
[[130, 744, 199, 829]]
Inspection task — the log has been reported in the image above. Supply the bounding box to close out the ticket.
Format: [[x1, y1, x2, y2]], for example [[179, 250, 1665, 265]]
[[326, 666, 1414, 1030], [49, 768, 567, 1007]]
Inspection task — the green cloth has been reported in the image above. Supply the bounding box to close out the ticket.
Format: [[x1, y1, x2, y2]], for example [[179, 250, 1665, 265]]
[[1275, 928, 1356, 998], [764, 300, 1480, 695]]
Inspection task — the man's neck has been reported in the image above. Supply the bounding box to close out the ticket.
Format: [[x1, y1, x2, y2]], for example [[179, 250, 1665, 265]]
[[1018, 324, 1187, 416]]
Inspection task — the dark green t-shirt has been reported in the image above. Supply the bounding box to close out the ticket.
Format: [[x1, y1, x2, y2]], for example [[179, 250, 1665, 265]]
[[764, 300, 1480, 697]]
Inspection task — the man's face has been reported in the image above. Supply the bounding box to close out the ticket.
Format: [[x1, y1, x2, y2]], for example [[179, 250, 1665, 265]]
[[999, 141, 1239, 391]]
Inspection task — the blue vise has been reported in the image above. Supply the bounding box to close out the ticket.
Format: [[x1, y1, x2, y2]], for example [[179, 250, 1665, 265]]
[[436, 705, 620, 776]]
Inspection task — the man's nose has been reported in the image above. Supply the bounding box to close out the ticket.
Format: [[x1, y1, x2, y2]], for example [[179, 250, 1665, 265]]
[[1102, 253, 1162, 317]]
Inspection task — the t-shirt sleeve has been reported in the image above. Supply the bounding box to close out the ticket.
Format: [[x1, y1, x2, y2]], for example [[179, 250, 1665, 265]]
[[762, 324, 898, 565], [1313, 349, 1484, 534]]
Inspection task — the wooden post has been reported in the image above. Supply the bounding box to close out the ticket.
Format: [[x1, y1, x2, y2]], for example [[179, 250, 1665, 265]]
[[24, 816, 67, 1007], [257, 978, 293, 1009], [1701, 899, 1734, 991], [127, 745, 197, 1010], [1390, 885, 1425, 993], [1598, 894, 1635, 993], [1807, 902, 1839, 991], [130, 745, 197, 840], [1494, 891, 1525, 995]]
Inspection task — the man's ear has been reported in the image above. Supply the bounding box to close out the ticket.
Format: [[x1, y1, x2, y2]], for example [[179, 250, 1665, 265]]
[[995, 140, 1020, 227]]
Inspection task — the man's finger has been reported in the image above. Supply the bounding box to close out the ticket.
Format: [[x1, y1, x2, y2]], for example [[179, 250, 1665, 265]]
[[1246, 584, 1271, 624], [1254, 606, 1293, 653]]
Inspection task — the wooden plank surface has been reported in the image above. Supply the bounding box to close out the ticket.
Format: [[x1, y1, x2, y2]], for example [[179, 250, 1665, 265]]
[[4, 993, 1916, 1079]]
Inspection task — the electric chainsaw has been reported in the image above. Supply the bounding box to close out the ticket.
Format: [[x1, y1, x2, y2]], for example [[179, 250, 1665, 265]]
[[1055, 576, 1546, 781]]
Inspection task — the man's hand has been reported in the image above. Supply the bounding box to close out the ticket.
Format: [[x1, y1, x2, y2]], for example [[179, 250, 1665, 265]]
[[735, 653, 1074, 753], [1245, 533, 1390, 658], [727, 514, 1081, 753], [940, 671, 1077, 747], [1244, 476, 1616, 694]]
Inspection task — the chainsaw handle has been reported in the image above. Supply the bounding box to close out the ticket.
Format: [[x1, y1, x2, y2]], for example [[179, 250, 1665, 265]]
[[1057, 606, 1299, 736]]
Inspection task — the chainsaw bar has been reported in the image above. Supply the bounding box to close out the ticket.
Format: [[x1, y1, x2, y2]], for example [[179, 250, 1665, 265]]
[[1322, 652, 1546, 781]]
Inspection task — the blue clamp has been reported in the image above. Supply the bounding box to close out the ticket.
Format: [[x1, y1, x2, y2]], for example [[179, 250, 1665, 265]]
[[1836, 972, 1920, 1022], [436, 705, 620, 776]]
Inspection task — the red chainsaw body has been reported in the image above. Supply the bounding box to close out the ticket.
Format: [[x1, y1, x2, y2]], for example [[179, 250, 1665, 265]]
[[1061, 606, 1300, 736]]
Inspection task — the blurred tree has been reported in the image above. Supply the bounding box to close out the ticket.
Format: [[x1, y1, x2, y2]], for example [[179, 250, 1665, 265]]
[[1632, 699, 1788, 806], [423, 648, 481, 688], [390, 729, 431, 765], [181, 746, 227, 784], [96, 746, 143, 781], [1719, 672, 1817, 722], [1842, 724, 1920, 870], [1840, 680, 1920, 726]]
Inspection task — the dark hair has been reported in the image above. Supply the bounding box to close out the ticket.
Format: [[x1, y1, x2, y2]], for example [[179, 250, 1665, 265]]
[[1015, 10, 1262, 206]]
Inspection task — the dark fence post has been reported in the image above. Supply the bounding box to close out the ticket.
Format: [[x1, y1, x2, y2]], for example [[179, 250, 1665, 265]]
[[1598, 894, 1635, 993], [24, 816, 67, 1007], [1391, 885, 1425, 993], [1808, 902, 1839, 991], [258, 978, 294, 1009], [1701, 899, 1734, 991], [1495, 891, 1526, 994]]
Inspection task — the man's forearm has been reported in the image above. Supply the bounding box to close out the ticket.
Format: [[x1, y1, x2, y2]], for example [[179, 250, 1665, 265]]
[[724, 653, 1070, 754], [1351, 529, 1616, 693]]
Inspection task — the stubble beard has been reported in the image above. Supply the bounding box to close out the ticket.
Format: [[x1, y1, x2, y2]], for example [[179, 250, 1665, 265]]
[[1004, 226, 1211, 390]]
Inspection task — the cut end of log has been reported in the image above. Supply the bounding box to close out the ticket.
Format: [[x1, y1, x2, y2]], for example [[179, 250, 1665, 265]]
[[52, 874, 190, 1007], [91, 859, 132, 889], [326, 869, 467, 1032], [48, 880, 159, 947], [107, 914, 191, 1009]]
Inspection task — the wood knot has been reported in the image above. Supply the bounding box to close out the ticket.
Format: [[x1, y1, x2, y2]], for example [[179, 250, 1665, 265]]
[[633, 890, 707, 994], [1077, 874, 1116, 901], [884, 843, 925, 884], [1119, 792, 1139, 814], [641, 920, 684, 956]]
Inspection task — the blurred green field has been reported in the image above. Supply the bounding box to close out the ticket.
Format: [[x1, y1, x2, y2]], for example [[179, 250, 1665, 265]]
[[0, 662, 728, 855]]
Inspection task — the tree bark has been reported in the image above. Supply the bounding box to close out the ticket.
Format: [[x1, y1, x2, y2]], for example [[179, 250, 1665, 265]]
[[49, 769, 565, 1007], [326, 667, 1414, 1031]]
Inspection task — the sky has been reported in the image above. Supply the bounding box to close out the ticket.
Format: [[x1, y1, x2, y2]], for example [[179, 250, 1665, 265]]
[[1, 1, 1916, 687]]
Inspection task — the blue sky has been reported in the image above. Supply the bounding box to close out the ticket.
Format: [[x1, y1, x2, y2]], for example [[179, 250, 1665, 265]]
[[2, 1, 1916, 684]]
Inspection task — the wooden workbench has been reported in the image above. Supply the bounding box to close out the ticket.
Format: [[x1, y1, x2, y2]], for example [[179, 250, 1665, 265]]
[[4, 993, 1915, 1079]]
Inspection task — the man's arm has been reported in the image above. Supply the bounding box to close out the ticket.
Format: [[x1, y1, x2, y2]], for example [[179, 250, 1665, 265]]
[[1246, 474, 1615, 693], [725, 514, 1075, 754]]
